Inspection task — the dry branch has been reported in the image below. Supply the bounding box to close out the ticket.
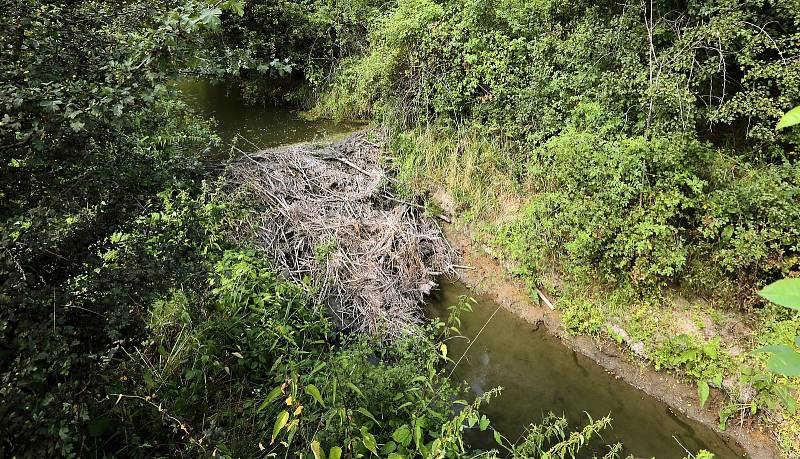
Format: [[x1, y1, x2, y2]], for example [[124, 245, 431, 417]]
[[226, 132, 457, 338]]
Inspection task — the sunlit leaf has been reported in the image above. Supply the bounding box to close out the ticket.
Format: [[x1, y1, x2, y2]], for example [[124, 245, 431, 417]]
[[478, 414, 490, 431], [380, 440, 397, 454], [357, 407, 381, 426], [392, 424, 411, 447], [328, 447, 342, 459], [305, 384, 324, 407], [758, 278, 800, 310], [198, 8, 222, 29], [753, 344, 795, 354], [766, 351, 800, 377], [776, 106, 800, 130], [493, 430, 504, 446], [257, 386, 283, 413], [311, 440, 325, 459], [70, 120, 85, 132], [271, 410, 289, 444], [362, 431, 378, 455], [698, 380, 709, 408]]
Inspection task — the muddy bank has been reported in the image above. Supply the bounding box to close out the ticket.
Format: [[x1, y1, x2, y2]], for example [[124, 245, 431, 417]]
[[443, 225, 780, 459]]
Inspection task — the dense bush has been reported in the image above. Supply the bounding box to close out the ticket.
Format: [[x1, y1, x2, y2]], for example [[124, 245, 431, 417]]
[[305, 0, 800, 294], [208, 0, 389, 104], [493, 113, 800, 288], [325, 0, 799, 142], [0, 2, 228, 455]]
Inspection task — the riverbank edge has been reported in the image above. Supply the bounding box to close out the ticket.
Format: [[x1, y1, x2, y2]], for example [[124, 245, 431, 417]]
[[441, 223, 781, 459]]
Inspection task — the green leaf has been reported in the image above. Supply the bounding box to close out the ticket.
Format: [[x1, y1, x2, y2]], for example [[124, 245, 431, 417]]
[[753, 344, 795, 354], [493, 430, 504, 446], [328, 447, 342, 459], [346, 382, 364, 398], [305, 384, 324, 407], [271, 410, 289, 444], [311, 440, 325, 459], [198, 8, 222, 29], [702, 343, 718, 358], [258, 386, 283, 412], [776, 106, 800, 130], [392, 424, 412, 447], [767, 351, 800, 377], [478, 414, 490, 431], [773, 385, 797, 414], [362, 431, 378, 455], [387, 454, 404, 459], [310, 362, 327, 375], [226, 0, 245, 16], [758, 278, 800, 310], [698, 380, 710, 408], [357, 407, 381, 426], [380, 440, 397, 454]]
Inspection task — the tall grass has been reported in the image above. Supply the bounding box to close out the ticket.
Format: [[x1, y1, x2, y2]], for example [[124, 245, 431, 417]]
[[389, 125, 525, 222]]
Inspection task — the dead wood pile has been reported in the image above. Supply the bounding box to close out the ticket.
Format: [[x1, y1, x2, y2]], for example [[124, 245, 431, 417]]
[[226, 132, 457, 338]]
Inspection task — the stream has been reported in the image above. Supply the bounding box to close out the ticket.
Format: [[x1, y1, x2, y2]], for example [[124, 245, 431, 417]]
[[182, 78, 746, 458], [427, 280, 744, 458]]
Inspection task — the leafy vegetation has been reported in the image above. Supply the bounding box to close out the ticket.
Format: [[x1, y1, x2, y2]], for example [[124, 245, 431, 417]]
[[0, 1, 671, 458], [4, 0, 797, 456], [757, 278, 800, 377], [229, 0, 800, 454]]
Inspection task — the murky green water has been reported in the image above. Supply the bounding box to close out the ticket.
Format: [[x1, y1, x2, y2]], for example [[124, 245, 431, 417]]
[[182, 79, 746, 459], [179, 78, 361, 156], [428, 280, 745, 458]]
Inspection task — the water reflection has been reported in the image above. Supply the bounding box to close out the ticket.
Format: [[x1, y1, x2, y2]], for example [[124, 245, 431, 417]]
[[179, 78, 362, 157], [428, 280, 744, 458]]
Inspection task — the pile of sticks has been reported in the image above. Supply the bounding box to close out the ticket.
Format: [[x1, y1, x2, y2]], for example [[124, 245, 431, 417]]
[[226, 132, 456, 338]]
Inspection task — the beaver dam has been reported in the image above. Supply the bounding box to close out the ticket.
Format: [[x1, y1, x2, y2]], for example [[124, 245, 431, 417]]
[[178, 79, 756, 458], [227, 132, 457, 337]]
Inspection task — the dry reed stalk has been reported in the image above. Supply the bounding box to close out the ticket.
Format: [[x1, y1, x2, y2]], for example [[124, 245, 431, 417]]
[[226, 132, 457, 338]]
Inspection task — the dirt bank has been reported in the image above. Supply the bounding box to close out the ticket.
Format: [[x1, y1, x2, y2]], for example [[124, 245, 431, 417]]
[[443, 225, 781, 459]]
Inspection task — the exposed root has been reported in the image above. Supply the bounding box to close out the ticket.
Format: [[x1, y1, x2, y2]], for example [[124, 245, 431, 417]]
[[226, 131, 457, 338]]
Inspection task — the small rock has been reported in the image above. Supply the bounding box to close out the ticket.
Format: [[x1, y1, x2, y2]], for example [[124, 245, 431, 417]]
[[630, 340, 647, 357], [739, 385, 757, 404]]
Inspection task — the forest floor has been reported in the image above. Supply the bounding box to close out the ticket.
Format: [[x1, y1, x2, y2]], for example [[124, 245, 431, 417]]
[[442, 223, 782, 459]]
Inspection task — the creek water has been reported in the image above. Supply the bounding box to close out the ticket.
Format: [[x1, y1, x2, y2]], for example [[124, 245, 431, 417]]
[[181, 78, 746, 459], [427, 280, 745, 458], [179, 78, 361, 153]]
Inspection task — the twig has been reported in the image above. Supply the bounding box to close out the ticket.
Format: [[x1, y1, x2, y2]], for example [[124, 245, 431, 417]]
[[451, 264, 476, 270], [536, 288, 555, 311]]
